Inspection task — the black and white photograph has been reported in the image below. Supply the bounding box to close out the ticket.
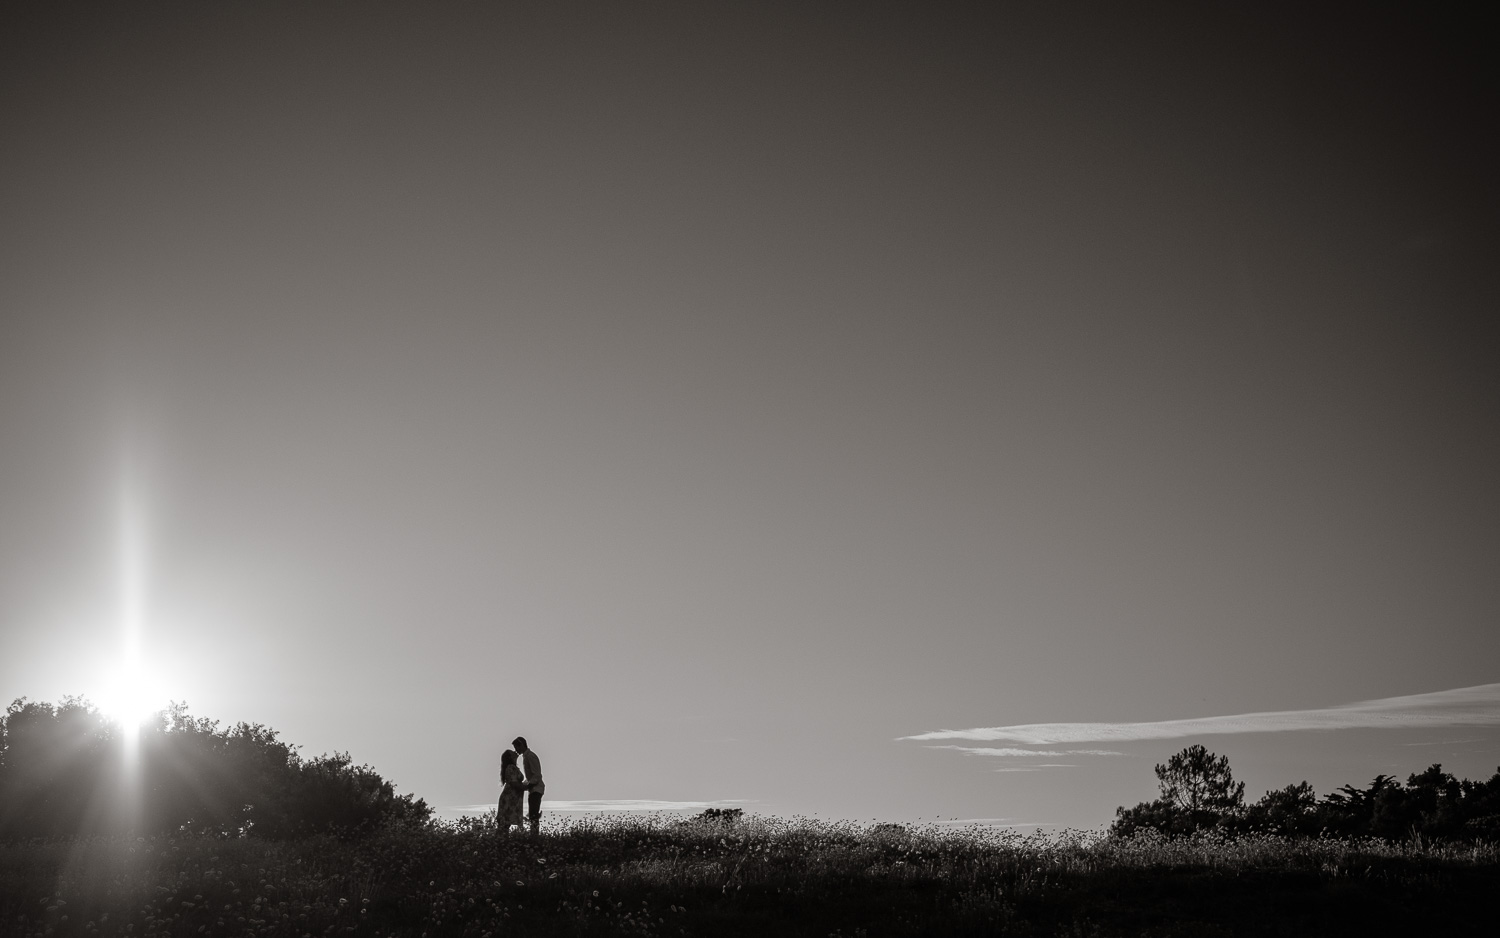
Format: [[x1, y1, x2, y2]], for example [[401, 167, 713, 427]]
[[2, 2, 1497, 934]]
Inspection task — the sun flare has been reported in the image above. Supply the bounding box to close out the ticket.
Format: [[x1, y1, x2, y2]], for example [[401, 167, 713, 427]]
[[105, 477, 160, 732], [100, 662, 162, 729]]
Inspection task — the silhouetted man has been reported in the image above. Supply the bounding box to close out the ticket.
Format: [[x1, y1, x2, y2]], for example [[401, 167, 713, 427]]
[[513, 736, 543, 835]]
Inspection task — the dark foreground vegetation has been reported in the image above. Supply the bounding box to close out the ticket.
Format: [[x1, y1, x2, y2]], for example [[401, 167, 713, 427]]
[[4, 815, 1498, 937], [4, 700, 1498, 935]]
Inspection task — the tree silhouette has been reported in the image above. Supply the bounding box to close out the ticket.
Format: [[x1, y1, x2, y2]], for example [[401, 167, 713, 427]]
[[1114, 750, 1500, 841], [1112, 745, 1244, 836], [1154, 744, 1245, 814], [0, 697, 119, 837], [0, 697, 429, 840]]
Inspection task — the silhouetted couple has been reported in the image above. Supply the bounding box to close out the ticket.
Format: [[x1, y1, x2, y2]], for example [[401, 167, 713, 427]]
[[498, 736, 543, 836]]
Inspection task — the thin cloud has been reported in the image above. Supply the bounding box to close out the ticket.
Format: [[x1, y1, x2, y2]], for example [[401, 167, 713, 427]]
[[929, 746, 1123, 757], [901, 682, 1500, 745], [992, 764, 1077, 772], [1403, 737, 1489, 747]]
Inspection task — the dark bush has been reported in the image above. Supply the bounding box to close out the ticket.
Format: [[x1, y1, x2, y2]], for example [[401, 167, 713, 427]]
[[695, 807, 744, 826], [1242, 781, 1320, 836], [0, 697, 429, 840]]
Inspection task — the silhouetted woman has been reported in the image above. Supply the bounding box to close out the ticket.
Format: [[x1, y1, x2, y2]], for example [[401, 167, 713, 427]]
[[497, 749, 525, 834]]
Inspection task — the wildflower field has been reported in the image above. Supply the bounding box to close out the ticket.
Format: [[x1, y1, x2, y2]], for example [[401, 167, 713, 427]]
[[4, 814, 1497, 938]]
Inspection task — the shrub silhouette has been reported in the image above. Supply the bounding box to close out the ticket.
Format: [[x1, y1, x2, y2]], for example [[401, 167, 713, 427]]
[[1242, 781, 1319, 836], [0, 697, 429, 840], [694, 807, 744, 826]]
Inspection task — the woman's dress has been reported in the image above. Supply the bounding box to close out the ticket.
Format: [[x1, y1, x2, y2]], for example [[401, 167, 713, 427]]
[[497, 764, 526, 828]]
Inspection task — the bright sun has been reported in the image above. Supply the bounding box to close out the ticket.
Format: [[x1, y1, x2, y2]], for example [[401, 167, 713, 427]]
[[100, 663, 161, 729]]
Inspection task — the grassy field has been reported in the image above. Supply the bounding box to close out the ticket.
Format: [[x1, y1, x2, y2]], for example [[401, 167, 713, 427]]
[[4, 814, 1498, 937]]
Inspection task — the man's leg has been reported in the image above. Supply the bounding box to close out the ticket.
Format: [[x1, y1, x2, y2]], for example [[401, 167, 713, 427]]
[[528, 791, 542, 836]]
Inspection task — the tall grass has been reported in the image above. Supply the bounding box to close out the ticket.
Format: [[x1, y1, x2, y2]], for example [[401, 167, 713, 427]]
[[4, 813, 1497, 936]]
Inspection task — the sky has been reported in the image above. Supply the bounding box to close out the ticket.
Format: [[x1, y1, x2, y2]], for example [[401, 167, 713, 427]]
[[2, 2, 1497, 829]]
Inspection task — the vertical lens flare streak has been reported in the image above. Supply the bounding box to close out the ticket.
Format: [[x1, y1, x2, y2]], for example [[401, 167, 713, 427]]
[[112, 483, 151, 780], [108, 479, 151, 833], [121, 489, 146, 715]]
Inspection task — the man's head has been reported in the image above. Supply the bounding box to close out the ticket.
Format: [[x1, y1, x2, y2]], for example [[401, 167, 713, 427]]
[[512, 736, 528, 753]]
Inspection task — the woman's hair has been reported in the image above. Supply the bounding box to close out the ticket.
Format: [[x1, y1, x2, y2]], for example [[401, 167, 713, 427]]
[[501, 749, 518, 766]]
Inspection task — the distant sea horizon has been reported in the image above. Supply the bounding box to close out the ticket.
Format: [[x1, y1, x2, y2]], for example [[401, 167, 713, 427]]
[[434, 801, 1049, 829]]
